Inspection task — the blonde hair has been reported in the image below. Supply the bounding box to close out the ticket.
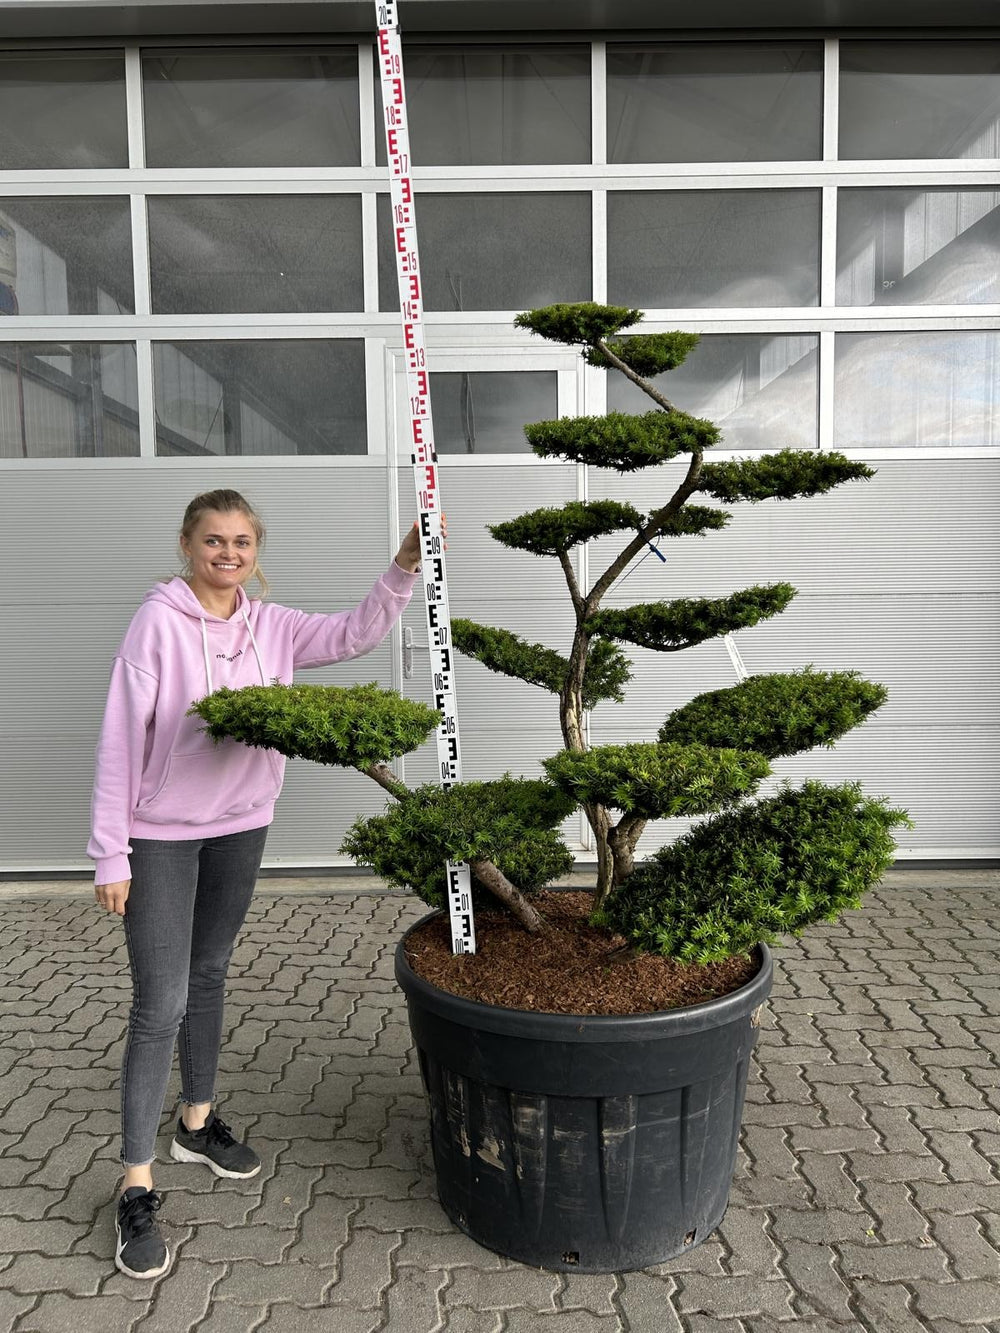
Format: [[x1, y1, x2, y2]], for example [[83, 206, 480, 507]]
[[178, 488, 270, 599]]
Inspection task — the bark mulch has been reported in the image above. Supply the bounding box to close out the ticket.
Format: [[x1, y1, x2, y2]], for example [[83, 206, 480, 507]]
[[403, 890, 760, 1016]]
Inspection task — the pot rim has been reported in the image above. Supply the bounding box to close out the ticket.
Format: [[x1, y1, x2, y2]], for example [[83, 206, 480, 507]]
[[395, 909, 773, 1042]]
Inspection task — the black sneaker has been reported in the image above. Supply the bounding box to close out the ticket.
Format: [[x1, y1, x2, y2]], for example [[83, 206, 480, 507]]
[[169, 1110, 261, 1179], [115, 1187, 170, 1279]]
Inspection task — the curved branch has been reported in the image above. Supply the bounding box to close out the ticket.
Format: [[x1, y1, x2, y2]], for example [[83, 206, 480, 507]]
[[558, 549, 585, 616], [361, 762, 410, 802], [595, 338, 678, 412], [586, 450, 705, 612], [469, 859, 546, 933]]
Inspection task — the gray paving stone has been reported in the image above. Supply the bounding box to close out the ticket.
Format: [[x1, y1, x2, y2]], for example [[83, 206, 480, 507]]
[[212, 1257, 336, 1306], [775, 1240, 854, 1323], [554, 1272, 619, 1314], [502, 1312, 619, 1332], [913, 1278, 1000, 1325], [256, 1304, 380, 1333], [836, 1239, 951, 1282], [15, 1292, 143, 1332], [675, 1273, 797, 1321], [323, 1226, 400, 1308], [928, 1212, 1000, 1280], [379, 1266, 448, 1332], [615, 1271, 683, 1333], [445, 1267, 561, 1311], [1, 1251, 103, 1297]]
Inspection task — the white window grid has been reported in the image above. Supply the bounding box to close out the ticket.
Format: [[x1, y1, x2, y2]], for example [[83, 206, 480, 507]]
[[0, 34, 998, 465]]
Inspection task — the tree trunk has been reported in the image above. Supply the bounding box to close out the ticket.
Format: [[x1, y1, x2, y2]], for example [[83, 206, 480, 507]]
[[469, 859, 546, 933]]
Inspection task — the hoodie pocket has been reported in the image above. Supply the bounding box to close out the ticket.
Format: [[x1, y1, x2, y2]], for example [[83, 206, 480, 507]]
[[136, 744, 284, 826]]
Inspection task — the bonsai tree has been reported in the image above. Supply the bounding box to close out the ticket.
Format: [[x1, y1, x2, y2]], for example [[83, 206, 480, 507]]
[[192, 303, 910, 966]]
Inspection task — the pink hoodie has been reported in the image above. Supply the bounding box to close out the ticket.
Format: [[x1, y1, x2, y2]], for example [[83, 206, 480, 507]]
[[88, 562, 417, 885]]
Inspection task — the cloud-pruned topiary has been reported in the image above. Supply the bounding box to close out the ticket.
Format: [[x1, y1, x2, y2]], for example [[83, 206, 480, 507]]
[[600, 781, 912, 964], [658, 668, 889, 759]]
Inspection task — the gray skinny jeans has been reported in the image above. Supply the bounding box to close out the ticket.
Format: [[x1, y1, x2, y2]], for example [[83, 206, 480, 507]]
[[119, 826, 268, 1166]]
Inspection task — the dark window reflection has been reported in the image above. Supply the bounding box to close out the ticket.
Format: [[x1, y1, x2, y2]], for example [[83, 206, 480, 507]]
[[375, 46, 590, 165], [148, 196, 362, 314], [0, 53, 127, 170], [608, 42, 822, 163], [840, 41, 1000, 159], [378, 193, 591, 311], [0, 342, 138, 457], [429, 372, 557, 453], [142, 48, 360, 168], [608, 190, 820, 308], [0, 199, 134, 315], [153, 340, 366, 456]]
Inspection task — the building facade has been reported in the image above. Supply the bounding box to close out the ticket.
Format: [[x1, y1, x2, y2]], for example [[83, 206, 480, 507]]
[[2, 0, 998, 870]]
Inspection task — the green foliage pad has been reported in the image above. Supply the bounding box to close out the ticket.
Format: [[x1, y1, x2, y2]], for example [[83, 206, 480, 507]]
[[452, 618, 632, 707], [525, 411, 720, 470], [699, 449, 877, 503], [601, 781, 912, 963], [659, 667, 889, 759], [489, 500, 644, 556], [515, 302, 641, 345], [586, 331, 701, 376], [589, 585, 797, 652], [342, 777, 576, 909], [543, 741, 770, 819], [189, 683, 439, 769]]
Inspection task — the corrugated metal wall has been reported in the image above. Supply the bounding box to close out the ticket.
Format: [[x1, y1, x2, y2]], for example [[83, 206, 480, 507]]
[[4, 453, 991, 870]]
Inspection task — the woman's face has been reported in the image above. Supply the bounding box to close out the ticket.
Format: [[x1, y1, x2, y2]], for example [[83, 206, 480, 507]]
[[181, 509, 258, 597]]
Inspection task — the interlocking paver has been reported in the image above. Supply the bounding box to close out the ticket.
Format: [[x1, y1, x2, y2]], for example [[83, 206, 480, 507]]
[[2, 873, 1000, 1333]]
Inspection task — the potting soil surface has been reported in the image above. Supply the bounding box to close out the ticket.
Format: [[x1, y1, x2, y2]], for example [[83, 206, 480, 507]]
[[404, 890, 759, 1014]]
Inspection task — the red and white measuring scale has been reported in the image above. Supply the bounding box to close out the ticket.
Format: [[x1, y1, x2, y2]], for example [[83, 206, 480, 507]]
[[375, 0, 476, 954]]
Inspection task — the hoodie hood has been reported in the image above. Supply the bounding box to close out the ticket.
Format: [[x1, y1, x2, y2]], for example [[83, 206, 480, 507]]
[[143, 576, 266, 693], [143, 576, 252, 622]]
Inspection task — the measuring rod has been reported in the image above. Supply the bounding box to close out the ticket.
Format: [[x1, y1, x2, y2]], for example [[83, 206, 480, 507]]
[[375, 0, 476, 954]]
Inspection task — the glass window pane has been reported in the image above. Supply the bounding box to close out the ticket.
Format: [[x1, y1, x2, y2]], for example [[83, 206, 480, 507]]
[[608, 42, 822, 163], [835, 331, 999, 448], [153, 340, 366, 456], [608, 190, 820, 308], [836, 187, 1000, 305], [608, 334, 818, 450], [840, 41, 1000, 160], [430, 371, 557, 454], [0, 199, 134, 315], [148, 196, 362, 314], [142, 48, 360, 167], [0, 342, 138, 457], [378, 193, 590, 311], [0, 53, 127, 170], [375, 46, 590, 165]]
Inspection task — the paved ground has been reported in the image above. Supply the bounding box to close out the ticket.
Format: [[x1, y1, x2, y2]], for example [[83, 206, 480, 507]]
[[1, 868, 999, 1333]]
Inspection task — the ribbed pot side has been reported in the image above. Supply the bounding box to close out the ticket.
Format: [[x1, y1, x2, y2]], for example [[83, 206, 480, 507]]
[[395, 915, 773, 1274]]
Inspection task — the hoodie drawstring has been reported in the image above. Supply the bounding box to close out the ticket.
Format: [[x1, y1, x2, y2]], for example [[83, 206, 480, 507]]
[[200, 620, 214, 694], [242, 611, 267, 686], [200, 612, 267, 695]]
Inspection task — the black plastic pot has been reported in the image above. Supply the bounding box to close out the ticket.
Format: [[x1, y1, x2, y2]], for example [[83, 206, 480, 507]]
[[395, 915, 773, 1273]]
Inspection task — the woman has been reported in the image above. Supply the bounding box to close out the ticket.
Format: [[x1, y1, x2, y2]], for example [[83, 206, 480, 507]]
[[90, 487, 425, 1279]]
